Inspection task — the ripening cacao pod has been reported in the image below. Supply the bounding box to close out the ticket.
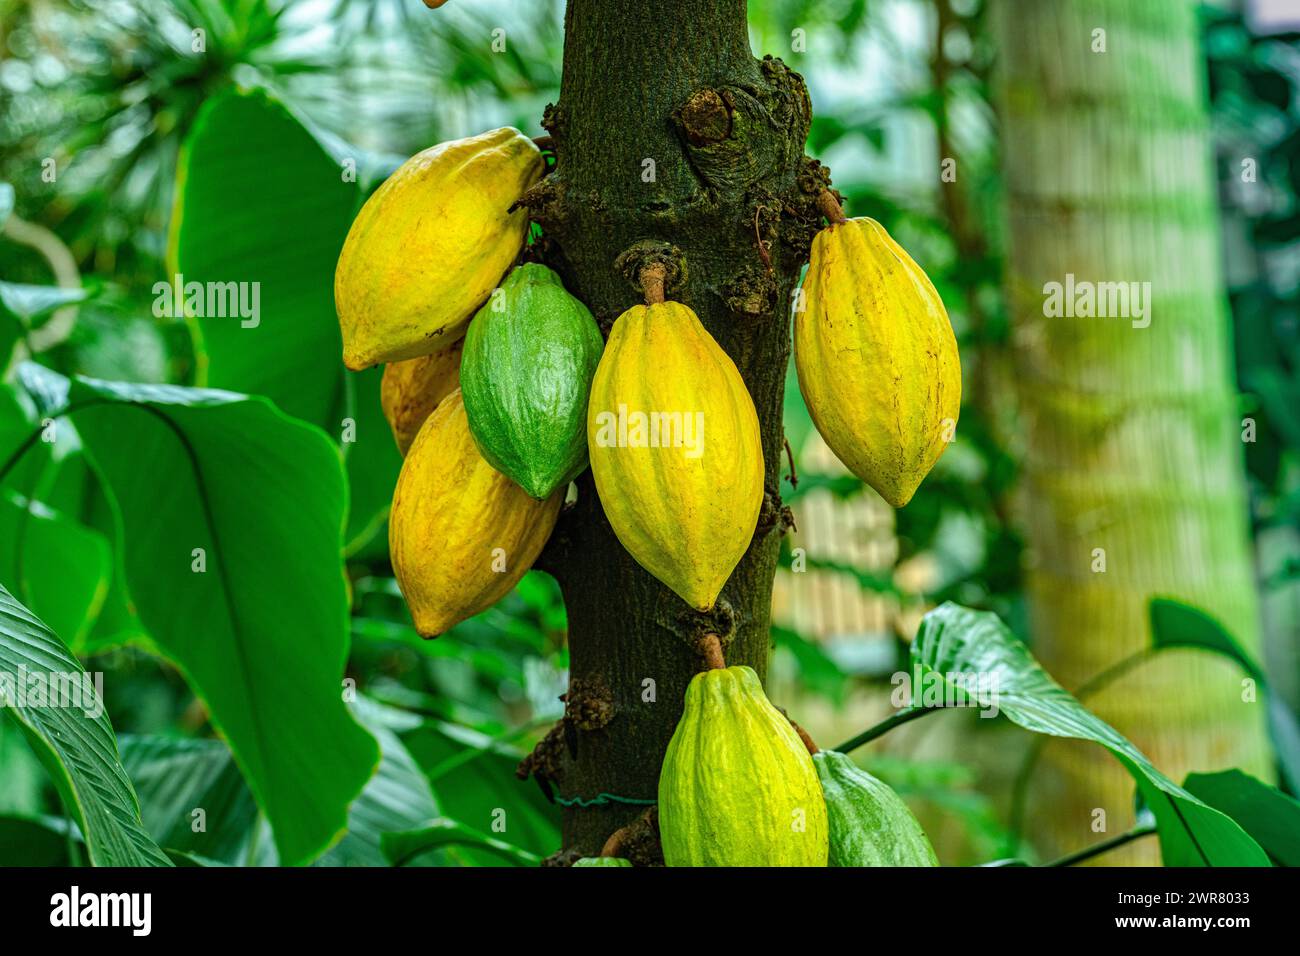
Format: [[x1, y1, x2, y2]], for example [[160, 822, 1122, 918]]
[[389, 389, 562, 637], [658, 666, 829, 866], [381, 338, 463, 456], [335, 127, 543, 369], [460, 264, 603, 499], [813, 750, 939, 867], [794, 216, 961, 507], [571, 857, 632, 867], [586, 301, 763, 611]]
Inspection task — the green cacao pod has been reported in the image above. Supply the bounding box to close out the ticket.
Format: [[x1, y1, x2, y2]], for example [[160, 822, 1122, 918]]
[[794, 216, 961, 507], [460, 264, 604, 499], [571, 857, 632, 867], [335, 127, 543, 369], [381, 338, 463, 456], [389, 389, 562, 637], [586, 301, 763, 611], [813, 750, 938, 867], [658, 666, 828, 866]]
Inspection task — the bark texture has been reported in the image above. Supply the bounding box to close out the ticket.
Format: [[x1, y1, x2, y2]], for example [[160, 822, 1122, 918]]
[[522, 0, 820, 856], [993, 0, 1272, 863]]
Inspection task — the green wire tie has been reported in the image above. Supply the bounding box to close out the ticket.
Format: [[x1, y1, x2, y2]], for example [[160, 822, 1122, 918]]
[[553, 792, 657, 808]]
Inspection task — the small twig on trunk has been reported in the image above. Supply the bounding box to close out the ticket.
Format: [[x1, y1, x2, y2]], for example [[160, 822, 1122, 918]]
[[754, 205, 773, 274], [532, 134, 555, 152], [640, 262, 667, 305], [816, 189, 849, 225], [696, 632, 725, 670], [782, 435, 798, 488]]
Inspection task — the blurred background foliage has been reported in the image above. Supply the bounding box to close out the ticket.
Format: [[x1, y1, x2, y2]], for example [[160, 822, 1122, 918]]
[[0, 0, 1296, 867]]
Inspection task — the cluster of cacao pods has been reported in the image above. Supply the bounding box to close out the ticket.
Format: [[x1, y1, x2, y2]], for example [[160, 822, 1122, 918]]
[[336, 125, 772, 633], [335, 126, 951, 866], [656, 657, 937, 867]]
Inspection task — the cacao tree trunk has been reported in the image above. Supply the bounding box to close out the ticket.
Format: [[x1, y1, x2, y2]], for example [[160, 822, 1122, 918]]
[[524, 0, 819, 858], [993, 0, 1273, 862]]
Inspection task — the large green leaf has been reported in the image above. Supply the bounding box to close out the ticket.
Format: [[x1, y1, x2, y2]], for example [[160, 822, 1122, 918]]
[[168, 86, 401, 552], [119, 735, 260, 864], [1149, 597, 1300, 795], [0, 583, 169, 866], [0, 493, 110, 648], [18, 362, 379, 865], [168, 87, 352, 427], [913, 603, 1269, 866], [1184, 769, 1300, 867]]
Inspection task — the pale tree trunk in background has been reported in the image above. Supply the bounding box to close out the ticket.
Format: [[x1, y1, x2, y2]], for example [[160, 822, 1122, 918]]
[[993, 0, 1272, 862]]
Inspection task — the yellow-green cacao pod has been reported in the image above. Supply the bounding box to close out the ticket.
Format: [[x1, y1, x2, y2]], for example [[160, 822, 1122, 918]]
[[460, 264, 604, 499], [390, 389, 562, 637], [571, 857, 632, 867], [813, 750, 938, 867], [380, 338, 463, 456], [793, 217, 961, 507], [335, 127, 543, 369], [658, 666, 828, 866], [586, 302, 763, 611]]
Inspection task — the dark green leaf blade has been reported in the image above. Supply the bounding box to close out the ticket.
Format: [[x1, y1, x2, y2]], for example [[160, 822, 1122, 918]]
[[1184, 769, 1300, 866], [119, 735, 260, 864], [0, 493, 111, 648], [168, 86, 400, 552], [0, 583, 170, 866], [25, 364, 380, 865], [913, 602, 1269, 866]]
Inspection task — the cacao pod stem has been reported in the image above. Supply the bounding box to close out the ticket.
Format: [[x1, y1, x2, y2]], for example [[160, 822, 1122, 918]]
[[696, 632, 725, 671], [815, 189, 848, 225], [599, 825, 628, 859], [640, 262, 667, 305], [789, 718, 820, 755]]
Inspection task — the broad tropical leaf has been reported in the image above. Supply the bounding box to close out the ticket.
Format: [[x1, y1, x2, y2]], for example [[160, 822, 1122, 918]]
[[18, 362, 379, 866], [0, 583, 169, 866], [912, 603, 1269, 866]]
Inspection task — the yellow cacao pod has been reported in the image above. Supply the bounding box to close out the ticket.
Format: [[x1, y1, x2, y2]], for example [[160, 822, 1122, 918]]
[[794, 217, 961, 508], [390, 389, 561, 637], [586, 301, 763, 611], [335, 127, 543, 370], [658, 666, 829, 866], [381, 338, 463, 456]]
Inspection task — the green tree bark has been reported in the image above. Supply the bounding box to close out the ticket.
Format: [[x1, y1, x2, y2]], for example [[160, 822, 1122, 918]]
[[993, 0, 1273, 862], [522, 0, 821, 858]]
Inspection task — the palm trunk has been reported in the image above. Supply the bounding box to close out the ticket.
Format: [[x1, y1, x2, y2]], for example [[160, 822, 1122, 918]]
[[993, 0, 1272, 862], [524, 0, 818, 858]]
